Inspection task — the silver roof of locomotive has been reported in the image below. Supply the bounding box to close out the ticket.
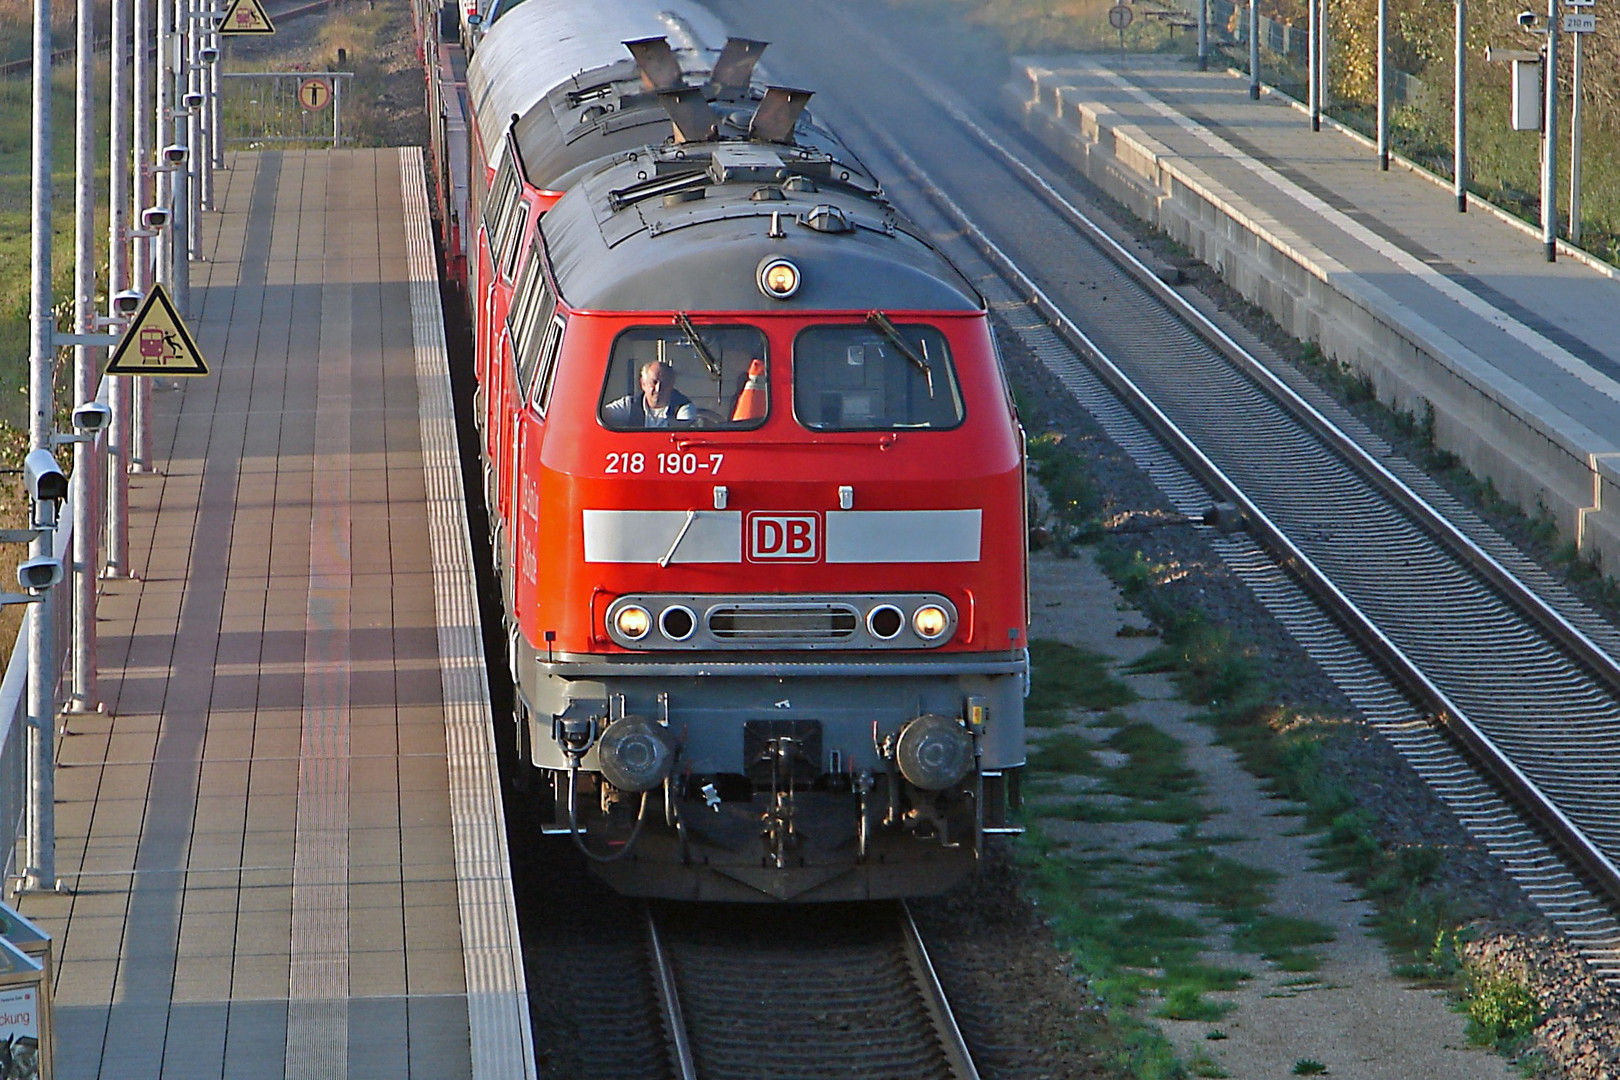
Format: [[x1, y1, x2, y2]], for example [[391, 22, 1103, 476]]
[[466, 0, 727, 171], [541, 142, 984, 313]]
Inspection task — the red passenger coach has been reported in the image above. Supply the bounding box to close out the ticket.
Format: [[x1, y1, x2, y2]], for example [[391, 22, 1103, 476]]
[[430, 0, 1027, 901]]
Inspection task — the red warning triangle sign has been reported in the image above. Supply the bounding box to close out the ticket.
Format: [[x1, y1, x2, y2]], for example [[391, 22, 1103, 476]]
[[105, 284, 210, 377], [218, 0, 276, 35]]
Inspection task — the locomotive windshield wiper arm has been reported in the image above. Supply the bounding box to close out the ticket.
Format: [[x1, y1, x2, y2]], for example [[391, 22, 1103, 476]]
[[660, 509, 698, 568], [865, 310, 934, 398], [674, 312, 723, 379]]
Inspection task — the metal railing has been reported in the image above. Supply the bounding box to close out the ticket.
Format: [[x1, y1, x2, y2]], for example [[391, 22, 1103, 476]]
[[1208, 0, 1427, 102], [220, 70, 353, 147], [0, 512, 73, 897]]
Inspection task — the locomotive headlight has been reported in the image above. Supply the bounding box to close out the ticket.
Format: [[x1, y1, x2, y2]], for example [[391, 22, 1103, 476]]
[[757, 256, 801, 299], [615, 604, 652, 641], [912, 604, 950, 641]]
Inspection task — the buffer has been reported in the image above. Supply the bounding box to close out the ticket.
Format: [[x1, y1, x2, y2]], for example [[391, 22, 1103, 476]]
[[104, 284, 210, 377]]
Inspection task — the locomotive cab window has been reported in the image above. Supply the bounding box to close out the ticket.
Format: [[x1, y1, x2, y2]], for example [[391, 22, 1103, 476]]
[[793, 322, 964, 431], [510, 237, 560, 407], [599, 324, 769, 431]]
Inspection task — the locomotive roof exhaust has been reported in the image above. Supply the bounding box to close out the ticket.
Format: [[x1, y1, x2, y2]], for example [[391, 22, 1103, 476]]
[[748, 87, 812, 144], [627, 35, 803, 146], [657, 87, 720, 144], [624, 36, 685, 91], [625, 35, 768, 98], [704, 37, 767, 100]]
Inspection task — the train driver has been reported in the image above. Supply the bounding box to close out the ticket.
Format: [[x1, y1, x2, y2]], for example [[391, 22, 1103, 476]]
[[602, 360, 695, 429]]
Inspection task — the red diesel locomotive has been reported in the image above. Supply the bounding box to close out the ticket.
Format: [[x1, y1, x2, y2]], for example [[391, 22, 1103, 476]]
[[422, 0, 1028, 901]]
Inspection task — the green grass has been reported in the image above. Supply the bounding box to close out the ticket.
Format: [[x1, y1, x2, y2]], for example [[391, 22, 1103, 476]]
[[1027, 729, 1103, 771], [1168, 851, 1275, 917], [0, 68, 91, 436], [1026, 428, 1105, 551], [1027, 637, 1139, 722], [1231, 915, 1335, 972], [1015, 449, 1539, 1072], [1464, 975, 1540, 1050]]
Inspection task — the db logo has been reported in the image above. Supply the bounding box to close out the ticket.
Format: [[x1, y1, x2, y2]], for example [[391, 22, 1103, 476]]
[[747, 513, 819, 561]]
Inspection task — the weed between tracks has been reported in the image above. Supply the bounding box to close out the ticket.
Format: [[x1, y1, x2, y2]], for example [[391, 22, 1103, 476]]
[[1018, 430, 1540, 1077]]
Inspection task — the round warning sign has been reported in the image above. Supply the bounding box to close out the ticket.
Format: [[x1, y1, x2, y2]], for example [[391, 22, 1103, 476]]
[[298, 77, 333, 112], [1108, 3, 1134, 28]]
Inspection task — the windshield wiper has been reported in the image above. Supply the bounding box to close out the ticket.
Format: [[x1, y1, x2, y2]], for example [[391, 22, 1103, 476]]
[[865, 310, 934, 398], [674, 312, 723, 379]]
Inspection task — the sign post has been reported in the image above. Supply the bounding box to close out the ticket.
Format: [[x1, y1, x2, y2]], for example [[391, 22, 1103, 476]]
[[1107, 3, 1132, 50], [1563, 0, 1594, 243]]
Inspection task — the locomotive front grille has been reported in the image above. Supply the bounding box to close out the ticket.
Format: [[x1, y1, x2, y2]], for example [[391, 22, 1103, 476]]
[[707, 603, 860, 643], [603, 593, 959, 650]]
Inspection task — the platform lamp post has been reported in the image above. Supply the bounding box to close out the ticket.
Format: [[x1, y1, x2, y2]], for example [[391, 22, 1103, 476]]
[[1496, 4, 1558, 259], [170, 0, 192, 316], [21, 0, 96, 893], [1248, 0, 1260, 98], [1454, 0, 1467, 210], [1486, 36, 1552, 249], [1539, 0, 1559, 261], [1308, 0, 1320, 130], [1377, 0, 1390, 168], [105, 0, 145, 581], [1192, 0, 1205, 71], [184, 2, 203, 248], [70, 0, 106, 717], [23, 0, 58, 896], [139, 0, 175, 476], [210, 14, 223, 172]]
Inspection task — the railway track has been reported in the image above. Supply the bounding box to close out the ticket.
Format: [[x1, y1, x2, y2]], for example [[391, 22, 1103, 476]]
[[645, 901, 979, 1080], [720, 0, 1620, 975]]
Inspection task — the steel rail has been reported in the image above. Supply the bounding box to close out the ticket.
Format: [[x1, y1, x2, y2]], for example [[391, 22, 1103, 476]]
[[934, 90, 1620, 702], [810, 83, 1620, 903], [645, 904, 699, 1080], [875, 123, 1620, 897], [899, 902, 981, 1080], [814, 3, 1620, 703], [757, 2, 1620, 970]]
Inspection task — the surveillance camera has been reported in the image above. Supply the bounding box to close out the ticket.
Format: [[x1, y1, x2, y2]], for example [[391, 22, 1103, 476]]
[[1518, 10, 1537, 26], [111, 289, 143, 316], [141, 206, 170, 229], [22, 449, 67, 504], [200, 46, 219, 63], [16, 557, 61, 592], [72, 402, 112, 435], [163, 144, 188, 164], [183, 91, 204, 108]]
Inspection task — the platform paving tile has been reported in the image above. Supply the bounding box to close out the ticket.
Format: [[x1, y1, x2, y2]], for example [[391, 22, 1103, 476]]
[[20, 149, 498, 1079]]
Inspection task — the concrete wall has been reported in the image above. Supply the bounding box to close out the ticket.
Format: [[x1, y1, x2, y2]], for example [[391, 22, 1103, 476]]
[[1008, 64, 1620, 575]]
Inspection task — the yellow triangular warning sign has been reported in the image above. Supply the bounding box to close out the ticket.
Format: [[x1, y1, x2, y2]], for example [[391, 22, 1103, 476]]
[[217, 0, 275, 35], [105, 285, 210, 377]]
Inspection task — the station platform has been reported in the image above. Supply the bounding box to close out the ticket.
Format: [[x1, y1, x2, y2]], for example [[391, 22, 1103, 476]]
[[19, 148, 534, 1079], [1010, 55, 1620, 570]]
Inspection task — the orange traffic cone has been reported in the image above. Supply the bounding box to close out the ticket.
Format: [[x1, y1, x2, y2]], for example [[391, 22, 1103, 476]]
[[731, 358, 767, 421]]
